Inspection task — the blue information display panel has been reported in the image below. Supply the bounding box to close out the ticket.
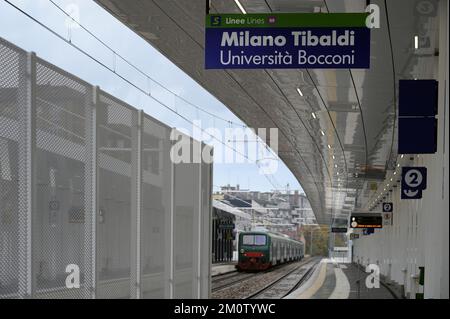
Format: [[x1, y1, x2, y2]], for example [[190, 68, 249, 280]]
[[399, 80, 438, 117], [398, 79, 438, 154], [205, 13, 371, 69]]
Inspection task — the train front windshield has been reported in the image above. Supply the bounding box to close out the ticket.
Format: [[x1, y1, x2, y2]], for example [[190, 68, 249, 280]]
[[242, 235, 267, 246]]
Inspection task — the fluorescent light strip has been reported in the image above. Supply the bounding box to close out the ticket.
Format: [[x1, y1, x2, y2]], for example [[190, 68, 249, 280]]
[[320, 130, 325, 136], [311, 112, 317, 119], [414, 35, 419, 49], [296, 87, 304, 97], [234, 0, 247, 14]]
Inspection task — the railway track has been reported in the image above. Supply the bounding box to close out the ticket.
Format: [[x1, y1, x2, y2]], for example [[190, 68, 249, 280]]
[[212, 271, 255, 292], [247, 258, 320, 299], [211, 258, 315, 299]]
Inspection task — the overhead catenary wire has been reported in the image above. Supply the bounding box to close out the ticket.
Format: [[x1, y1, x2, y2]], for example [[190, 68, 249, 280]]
[[3, 0, 245, 157], [47, 0, 248, 129], [2, 0, 282, 191]]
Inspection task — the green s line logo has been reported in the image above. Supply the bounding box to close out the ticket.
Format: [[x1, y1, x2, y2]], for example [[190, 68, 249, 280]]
[[211, 15, 221, 26]]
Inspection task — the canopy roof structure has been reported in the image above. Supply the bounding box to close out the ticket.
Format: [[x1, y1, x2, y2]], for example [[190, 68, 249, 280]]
[[94, 0, 439, 224]]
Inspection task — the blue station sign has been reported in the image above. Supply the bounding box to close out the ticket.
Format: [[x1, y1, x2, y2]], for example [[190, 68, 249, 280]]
[[205, 13, 371, 69], [401, 167, 428, 199]]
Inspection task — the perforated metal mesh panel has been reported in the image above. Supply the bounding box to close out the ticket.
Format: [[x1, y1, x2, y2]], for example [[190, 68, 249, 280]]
[[200, 148, 213, 298], [0, 38, 28, 299], [140, 115, 172, 298], [96, 92, 138, 299], [0, 37, 211, 299], [34, 58, 92, 299], [173, 138, 201, 298]]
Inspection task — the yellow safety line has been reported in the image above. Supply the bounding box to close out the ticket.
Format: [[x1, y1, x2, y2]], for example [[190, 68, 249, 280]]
[[293, 261, 328, 299]]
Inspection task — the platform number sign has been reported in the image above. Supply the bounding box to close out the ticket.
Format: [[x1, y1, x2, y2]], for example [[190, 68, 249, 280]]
[[383, 212, 393, 226], [401, 167, 427, 199], [382, 202, 393, 213]]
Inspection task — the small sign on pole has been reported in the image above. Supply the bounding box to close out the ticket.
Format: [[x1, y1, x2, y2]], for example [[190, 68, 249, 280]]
[[350, 233, 360, 240], [383, 212, 393, 226], [382, 202, 393, 213], [332, 227, 347, 233]]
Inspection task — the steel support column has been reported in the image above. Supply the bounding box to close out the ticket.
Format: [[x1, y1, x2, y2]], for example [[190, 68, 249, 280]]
[[18, 52, 36, 299]]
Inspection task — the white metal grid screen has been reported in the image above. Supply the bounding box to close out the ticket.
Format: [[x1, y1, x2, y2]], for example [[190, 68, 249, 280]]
[[0, 37, 212, 299]]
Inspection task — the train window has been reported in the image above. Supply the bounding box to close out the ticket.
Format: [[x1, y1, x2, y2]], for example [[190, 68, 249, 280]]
[[254, 235, 266, 245], [242, 235, 267, 246], [242, 235, 254, 245]]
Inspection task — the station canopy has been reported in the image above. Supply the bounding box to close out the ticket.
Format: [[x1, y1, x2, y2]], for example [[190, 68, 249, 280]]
[[94, 0, 439, 224]]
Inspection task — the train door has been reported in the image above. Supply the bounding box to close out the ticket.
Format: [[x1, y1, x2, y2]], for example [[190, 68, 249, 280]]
[[270, 240, 275, 265], [277, 241, 280, 262], [274, 240, 278, 265], [288, 243, 290, 261], [286, 243, 289, 261]]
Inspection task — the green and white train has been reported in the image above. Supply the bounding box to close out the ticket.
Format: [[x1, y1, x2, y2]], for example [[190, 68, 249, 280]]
[[237, 231, 304, 271]]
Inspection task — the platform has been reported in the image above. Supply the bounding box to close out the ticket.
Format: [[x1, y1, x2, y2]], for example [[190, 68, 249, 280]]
[[286, 259, 402, 299], [211, 263, 237, 277]]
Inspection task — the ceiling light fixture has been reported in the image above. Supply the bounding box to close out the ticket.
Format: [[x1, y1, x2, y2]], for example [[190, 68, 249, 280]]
[[296, 87, 304, 97], [312, 112, 317, 119], [234, 0, 247, 14], [414, 35, 419, 49], [327, 144, 331, 149], [320, 130, 325, 136]]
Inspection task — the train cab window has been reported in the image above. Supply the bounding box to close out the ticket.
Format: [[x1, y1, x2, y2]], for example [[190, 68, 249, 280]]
[[242, 235, 267, 246]]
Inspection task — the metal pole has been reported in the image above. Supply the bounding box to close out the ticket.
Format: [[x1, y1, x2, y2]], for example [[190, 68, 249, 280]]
[[83, 85, 98, 299], [196, 150, 202, 298], [18, 52, 36, 299], [167, 141, 175, 298]]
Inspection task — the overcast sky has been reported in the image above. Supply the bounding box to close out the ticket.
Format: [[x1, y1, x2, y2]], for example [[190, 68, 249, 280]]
[[0, 0, 304, 193]]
